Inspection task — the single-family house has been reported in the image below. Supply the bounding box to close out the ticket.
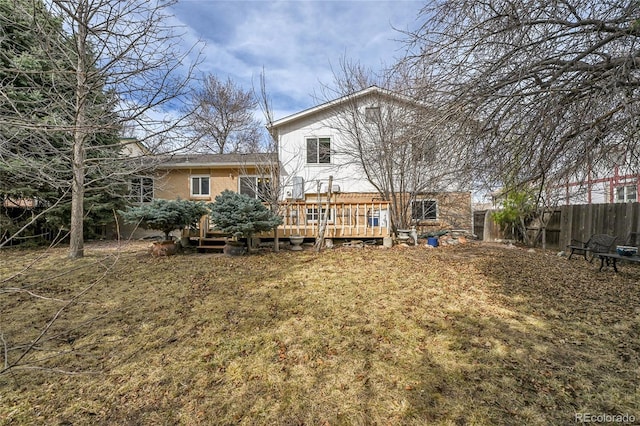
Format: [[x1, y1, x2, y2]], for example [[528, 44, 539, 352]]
[[558, 164, 639, 205], [122, 86, 473, 246], [268, 85, 472, 239]]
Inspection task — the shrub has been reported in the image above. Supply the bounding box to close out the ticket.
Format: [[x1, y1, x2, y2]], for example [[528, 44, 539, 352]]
[[208, 190, 283, 240], [120, 199, 209, 240]]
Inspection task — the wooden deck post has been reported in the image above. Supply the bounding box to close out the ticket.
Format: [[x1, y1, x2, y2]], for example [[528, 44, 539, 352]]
[[315, 176, 333, 251]]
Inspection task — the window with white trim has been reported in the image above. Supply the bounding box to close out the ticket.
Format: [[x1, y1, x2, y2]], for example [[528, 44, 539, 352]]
[[411, 199, 438, 221], [306, 137, 331, 164], [615, 185, 637, 203], [191, 175, 210, 197], [240, 176, 271, 201], [306, 206, 333, 224]]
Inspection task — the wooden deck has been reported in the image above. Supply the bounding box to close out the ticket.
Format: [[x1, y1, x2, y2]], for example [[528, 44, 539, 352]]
[[198, 200, 391, 250], [277, 200, 391, 238]]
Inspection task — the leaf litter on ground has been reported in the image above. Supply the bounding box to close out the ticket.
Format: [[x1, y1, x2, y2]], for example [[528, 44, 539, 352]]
[[0, 240, 639, 425]]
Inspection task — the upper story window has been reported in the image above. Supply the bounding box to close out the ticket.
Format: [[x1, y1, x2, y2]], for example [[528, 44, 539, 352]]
[[240, 176, 271, 201], [191, 175, 210, 197], [306, 137, 331, 164], [129, 177, 153, 203], [411, 199, 438, 221], [365, 106, 381, 123], [615, 184, 637, 203]]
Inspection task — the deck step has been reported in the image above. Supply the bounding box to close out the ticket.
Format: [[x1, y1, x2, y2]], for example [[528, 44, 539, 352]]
[[197, 245, 225, 253], [198, 231, 229, 252], [200, 237, 228, 242], [204, 232, 229, 238]]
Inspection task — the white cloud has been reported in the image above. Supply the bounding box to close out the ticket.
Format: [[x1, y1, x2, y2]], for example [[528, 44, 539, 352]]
[[169, 0, 423, 118]]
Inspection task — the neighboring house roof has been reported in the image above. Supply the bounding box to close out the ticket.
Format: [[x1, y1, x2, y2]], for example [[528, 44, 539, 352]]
[[120, 137, 152, 156], [2, 196, 47, 209], [156, 153, 278, 169], [269, 85, 424, 130]]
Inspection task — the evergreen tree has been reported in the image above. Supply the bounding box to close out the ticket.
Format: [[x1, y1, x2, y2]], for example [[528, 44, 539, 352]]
[[1, 0, 200, 256], [120, 199, 209, 241], [0, 0, 126, 244], [208, 190, 283, 240]]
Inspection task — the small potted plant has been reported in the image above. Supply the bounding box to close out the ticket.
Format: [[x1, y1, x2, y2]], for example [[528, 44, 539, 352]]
[[208, 190, 283, 256], [120, 199, 209, 255]]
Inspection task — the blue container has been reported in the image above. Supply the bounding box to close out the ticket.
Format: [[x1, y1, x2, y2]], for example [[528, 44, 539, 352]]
[[616, 245, 638, 256], [427, 237, 439, 247]]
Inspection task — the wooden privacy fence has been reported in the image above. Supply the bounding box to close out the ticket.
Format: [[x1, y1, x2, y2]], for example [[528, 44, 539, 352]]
[[476, 202, 640, 249], [474, 209, 558, 245], [558, 202, 640, 248]]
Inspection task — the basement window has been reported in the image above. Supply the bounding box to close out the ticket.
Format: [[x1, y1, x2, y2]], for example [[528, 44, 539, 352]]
[[411, 199, 438, 221], [306, 207, 333, 224]]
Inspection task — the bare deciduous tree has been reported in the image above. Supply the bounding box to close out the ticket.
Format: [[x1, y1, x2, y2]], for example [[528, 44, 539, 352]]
[[403, 0, 640, 194], [187, 74, 263, 154], [238, 70, 306, 252], [0, 0, 201, 376], [0, 0, 202, 258], [320, 59, 468, 233]]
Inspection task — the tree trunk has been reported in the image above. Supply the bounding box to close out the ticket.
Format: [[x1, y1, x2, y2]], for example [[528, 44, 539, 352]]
[[69, 138, 85, 258], [69, 4, 88, 259], [273, 228, 279, 252]]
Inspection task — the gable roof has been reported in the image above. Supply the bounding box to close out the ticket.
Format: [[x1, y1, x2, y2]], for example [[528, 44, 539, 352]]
[[269, 85, 423, 130], [120, 137, 152, 156]]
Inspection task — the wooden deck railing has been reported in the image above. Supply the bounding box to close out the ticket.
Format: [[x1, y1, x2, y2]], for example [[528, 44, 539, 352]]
[[278, 201, 391, 238], [199, 200, 392, 240]]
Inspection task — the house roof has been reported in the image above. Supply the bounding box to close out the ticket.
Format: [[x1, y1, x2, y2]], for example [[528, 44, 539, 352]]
[[120, 137, 152, 156], [269, 85, 424, 130], [155, 152, 278, 169]]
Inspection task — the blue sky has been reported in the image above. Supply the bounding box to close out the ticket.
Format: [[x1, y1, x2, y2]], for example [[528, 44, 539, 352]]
[[168, 0, 424, 122]]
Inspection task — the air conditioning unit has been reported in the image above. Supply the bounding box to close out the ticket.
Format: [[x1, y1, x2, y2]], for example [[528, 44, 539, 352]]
[[321, 184, 341, 194]]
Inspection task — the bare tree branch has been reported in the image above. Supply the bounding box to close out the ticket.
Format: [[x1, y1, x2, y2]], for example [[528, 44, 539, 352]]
[[186, 74, 262, 154], [403, 0, 640, 194]]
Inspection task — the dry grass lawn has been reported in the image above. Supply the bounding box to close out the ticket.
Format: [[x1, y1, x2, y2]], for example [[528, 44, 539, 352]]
[[1, 241, 639, 425]]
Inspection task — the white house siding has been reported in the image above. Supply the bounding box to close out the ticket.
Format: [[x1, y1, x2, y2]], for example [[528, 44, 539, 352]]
[[558, 181, 609, 205], [276, 108, 378, 200], [556, 168, 639, 205]]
